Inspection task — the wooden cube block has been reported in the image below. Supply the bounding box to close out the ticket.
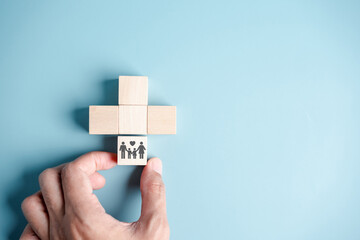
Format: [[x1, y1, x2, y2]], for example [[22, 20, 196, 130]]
[[89, 106, 118, 134], [119, 105, 147, 134], [118, 76, 148, 105], [147, 106, 176, 134], [118, 136, 147, 165]]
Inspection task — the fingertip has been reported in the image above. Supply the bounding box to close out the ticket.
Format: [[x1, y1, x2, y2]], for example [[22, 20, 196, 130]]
[[147, 158, 163, 176]]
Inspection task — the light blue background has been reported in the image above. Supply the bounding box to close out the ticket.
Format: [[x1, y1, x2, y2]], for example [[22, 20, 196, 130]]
[[1, 1, 359, 239]]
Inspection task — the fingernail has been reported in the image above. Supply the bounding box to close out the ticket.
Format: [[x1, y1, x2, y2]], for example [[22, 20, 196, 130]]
[[149, 158, 162, 175]]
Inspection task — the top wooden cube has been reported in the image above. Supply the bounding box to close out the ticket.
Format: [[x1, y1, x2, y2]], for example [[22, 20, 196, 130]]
[[118, 76, 148, 105]]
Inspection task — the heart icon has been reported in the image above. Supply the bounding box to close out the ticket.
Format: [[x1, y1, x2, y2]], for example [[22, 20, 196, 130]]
[[130, 141, 136, 146]]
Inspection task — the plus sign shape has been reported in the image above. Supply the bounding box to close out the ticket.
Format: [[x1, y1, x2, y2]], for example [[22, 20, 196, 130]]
[[88, 76, 176, 165]]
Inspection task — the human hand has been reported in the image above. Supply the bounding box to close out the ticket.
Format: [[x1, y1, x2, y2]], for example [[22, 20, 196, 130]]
[[20, 152, 169, 240]]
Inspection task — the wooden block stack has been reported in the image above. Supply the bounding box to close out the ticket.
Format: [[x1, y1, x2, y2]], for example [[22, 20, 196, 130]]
[[89, 76, 176, 165]]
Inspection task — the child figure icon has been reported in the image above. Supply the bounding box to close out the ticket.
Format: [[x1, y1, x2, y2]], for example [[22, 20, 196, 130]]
[[127, 148, 132, 159], [131, 148, 136, 159]]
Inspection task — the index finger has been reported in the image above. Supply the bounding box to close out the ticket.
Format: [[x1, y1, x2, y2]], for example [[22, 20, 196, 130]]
[[71, 151, 117, 175]]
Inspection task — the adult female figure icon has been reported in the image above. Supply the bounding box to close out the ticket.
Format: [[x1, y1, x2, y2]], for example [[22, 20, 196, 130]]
[[137, 142, 146, 159]]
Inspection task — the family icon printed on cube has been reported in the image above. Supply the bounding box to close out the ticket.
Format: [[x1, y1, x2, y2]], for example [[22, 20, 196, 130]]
[[117, 136, 147, 165], [119, 140, 146, 159]]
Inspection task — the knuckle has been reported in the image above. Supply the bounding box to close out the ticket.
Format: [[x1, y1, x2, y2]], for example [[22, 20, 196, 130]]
[[86, 151, 102, 164], [63, 214, 95, 239], [151, 214, 169, 230], [21, 195, 39, 212], [88, 151, 103, 167], [88, 151, 101, 159], [61, 164, 73, 179], [64, 151, 101, 172], [148, 181, 166, 195], [61, 162, 83, 181], [39, 168, 57, 185], [156, 215, 169, 228]]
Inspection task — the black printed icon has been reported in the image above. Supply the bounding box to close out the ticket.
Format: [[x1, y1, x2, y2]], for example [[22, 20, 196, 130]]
[[138, 142, 146, 159], [119, 141, 146, 160], [119, 142, 127, 159]]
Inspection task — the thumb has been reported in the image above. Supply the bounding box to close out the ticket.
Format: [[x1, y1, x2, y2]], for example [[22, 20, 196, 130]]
[[139, 158, 168, 228]]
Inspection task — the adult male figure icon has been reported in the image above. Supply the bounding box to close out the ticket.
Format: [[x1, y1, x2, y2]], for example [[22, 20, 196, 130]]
[[119, 142, 127, 159]]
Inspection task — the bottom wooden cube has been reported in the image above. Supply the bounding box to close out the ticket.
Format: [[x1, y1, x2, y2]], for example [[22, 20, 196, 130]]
[[117, 136, 147, 165]]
